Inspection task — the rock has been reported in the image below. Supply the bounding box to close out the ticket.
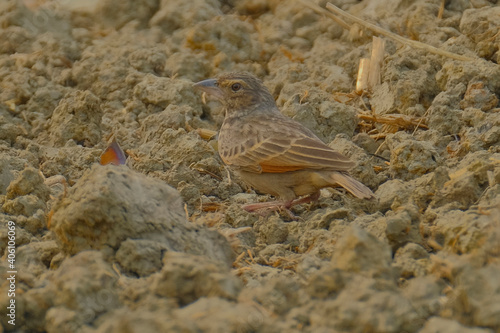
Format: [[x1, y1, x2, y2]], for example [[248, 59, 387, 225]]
[[49, 164, 234, 266], [306, 266, 347, 299], [280, 85, 358, 143], [419, 317, 494, 333], [460, 82, 499, 111], [49, 251, 121, 313], [387, 132, 440, 181], [436, 59, 500, 94], [402, 276, 442, 318], [152, 251, 242, 306], [370, 50, 439, 115], [460, 6, 500, 62], [89, 306, 197, 333], [47, 90, 102, 147], [238, 263, 297, 289], [0, 158, 15, 195], [239, 277, 303, 315], [5, 167, 48, 200], [433, 151, 495, 210], [0, 104, 26, 144], [298, 229, 337, 260], [307, 275, 420, 333], [254, 215, 288, 245], [163, 51, 211, 81], [305, 207, 350, 230], [332, 225, 393, 280], [385, 204, 424, 251], [39, 145, 102, 184], [393, 243, 430, 278], [185, 14, 263, 63], [376, 179, 414, 212], [22, 251, 121, 331], [0, 215, 33, 256], [95, 0, 159, 29], [224, 202, 259, 228], [133, 75, 199, 110], [2, 167, 50, 234], [255, 243, 295, 266], [431, 209, 493, 254], [15, 240, 59, 281], [45, 307, 83, 333], [150, 0, 221, 34], [174, 297, 269, 332], [426, 85, 466, 136], [456, 264, 500, 328], [116, 239, 167, 277]]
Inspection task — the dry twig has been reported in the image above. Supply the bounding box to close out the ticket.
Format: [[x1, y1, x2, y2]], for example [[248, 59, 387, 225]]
[[295, 0, 474, 62], [358, 113, 428, 130], [324, 2, 474, 62]]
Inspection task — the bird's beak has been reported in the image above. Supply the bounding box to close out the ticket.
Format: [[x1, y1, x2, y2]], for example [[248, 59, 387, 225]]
[[193, 78, 224, 100]]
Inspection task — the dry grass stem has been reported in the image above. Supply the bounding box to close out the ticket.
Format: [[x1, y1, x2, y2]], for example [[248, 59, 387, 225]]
[[200, 201, 226, 212], [324, 2, 474, 62], [196, 128, 217, 140], [358, 113, 429, 130]]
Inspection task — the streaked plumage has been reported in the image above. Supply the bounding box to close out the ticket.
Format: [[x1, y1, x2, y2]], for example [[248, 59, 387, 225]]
[[194, 72, 374, 211]]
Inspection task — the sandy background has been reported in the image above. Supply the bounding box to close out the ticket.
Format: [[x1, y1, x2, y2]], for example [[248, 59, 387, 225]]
[[0, 0, 500, 332]]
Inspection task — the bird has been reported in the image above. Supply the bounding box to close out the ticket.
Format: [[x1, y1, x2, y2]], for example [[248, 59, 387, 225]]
[[193, 72, 374, 215]]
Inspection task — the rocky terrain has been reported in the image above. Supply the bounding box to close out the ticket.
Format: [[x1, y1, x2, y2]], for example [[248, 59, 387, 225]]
[[0, 0, 499, 332]]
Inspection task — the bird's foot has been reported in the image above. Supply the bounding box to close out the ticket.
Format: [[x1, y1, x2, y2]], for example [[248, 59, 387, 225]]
[[242, 201, 298, 220], [242, 200, 290, 213], [241, 191, 320, 220], [288, 191, 320, 206]]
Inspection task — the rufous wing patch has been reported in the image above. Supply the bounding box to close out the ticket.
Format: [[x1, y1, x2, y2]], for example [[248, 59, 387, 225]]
[[259, 164, 305, 173]]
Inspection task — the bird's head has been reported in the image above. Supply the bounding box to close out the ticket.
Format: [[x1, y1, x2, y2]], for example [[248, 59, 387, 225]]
[[193, 72, 276, 114]]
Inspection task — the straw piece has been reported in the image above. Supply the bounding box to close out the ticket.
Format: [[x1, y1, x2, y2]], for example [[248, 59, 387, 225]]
[[356, 58, 371, 93]]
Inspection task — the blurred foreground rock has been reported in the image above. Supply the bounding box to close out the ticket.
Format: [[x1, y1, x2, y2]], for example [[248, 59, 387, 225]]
[[49, 164, 234, 266]]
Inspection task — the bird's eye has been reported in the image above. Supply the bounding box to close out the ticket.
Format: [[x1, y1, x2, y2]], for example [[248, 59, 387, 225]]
[[231, 83, 242, 92]]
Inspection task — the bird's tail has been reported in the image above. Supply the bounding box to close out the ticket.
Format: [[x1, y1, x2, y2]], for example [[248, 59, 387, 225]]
[[324, 172, 375, 199]]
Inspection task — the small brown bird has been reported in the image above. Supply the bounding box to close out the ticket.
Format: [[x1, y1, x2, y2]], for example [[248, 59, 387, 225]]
[[194, 72, 374, 214]]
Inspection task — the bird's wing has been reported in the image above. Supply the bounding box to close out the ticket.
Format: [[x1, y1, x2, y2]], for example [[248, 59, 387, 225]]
[[219, 115, 355, 173]]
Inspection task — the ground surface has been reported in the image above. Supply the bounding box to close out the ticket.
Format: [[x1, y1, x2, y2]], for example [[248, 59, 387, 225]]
[[0, 0, 500, 332]]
